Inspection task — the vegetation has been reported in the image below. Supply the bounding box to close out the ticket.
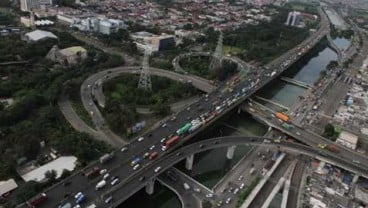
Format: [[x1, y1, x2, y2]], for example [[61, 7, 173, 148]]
[[103, 75, 199, 136], [330, 25, 354, 40], [236, 176, 261, 208], [284, 1, 318, 14], [218, 7, 309, 64], [0, 30, 127, 206], [323, 123, 340, 141], [179, 57, 238, 81]]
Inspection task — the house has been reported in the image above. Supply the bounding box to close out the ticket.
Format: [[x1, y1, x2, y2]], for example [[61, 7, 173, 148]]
[[0, 179, 18, 198]]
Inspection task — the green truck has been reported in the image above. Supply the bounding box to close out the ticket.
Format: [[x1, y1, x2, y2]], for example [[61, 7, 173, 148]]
[[176, 123, 192, 135], [281, 123, 293, 130]]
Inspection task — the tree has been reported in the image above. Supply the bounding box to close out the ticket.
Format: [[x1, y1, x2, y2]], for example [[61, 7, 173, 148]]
[[152, 102, 171, 116], [44, 169, 57, 183], [323, 123, 335, 138], [13, 181, 42, 203]]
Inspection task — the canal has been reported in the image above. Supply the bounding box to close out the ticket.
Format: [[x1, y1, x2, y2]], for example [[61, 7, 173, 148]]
[[118, 38, 350, 208]]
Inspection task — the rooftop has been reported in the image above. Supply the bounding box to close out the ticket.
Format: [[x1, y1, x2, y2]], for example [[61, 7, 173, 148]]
[[0, 179, 18, 196]]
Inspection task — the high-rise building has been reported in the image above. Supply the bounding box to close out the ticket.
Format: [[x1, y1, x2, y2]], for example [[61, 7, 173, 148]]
[[20, 0, 53, 11]]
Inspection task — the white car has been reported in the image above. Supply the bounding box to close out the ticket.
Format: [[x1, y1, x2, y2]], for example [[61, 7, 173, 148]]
[[160, 138, 166, 143], [138, 137, 144, 142], [133, 164, 140, 171], [225, 197, 232, 204], [149, 145, 155, 150], [111, 178, 119, 186], [74, 192, 82, 199], [161, 123, 168, 128], [239, 183, 245, 190], [121, 147, 128, 152], [99, 169, 107, 175], [105, 196, 113, 204], [154, 166, 162, 173], [103, 173, 110, 180], [205, 193, 213, 198]]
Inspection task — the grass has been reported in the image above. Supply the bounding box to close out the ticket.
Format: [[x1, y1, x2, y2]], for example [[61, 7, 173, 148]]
[[69, 96, 95, 129], [224, 45, 243, 55], [236, 176, 261, 208]]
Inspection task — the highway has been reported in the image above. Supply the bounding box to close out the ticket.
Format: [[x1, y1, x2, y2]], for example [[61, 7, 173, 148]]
[[22, 5, 333, 208], [104, 136, 368, 208], [243, 101, 368, 174]]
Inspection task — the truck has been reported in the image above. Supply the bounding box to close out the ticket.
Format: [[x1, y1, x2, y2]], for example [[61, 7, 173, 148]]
[[275, 112, 289, 122], [281, 123, 293, 130], [164, 135, 180, 148], [149, 152, 158, 160], [27, 193, 47, 208], [188, 121, 202, 133], [95, 180, 107, 190], [270, 71, 276, 77], [130, 157, 142, 167], [99, 153, 114, 164], [84, 166, 100, 179], [176, 123, 192, 135]]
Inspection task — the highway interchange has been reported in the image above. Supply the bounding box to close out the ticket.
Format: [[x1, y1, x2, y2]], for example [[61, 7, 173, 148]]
[[20, 5, 368, 208]]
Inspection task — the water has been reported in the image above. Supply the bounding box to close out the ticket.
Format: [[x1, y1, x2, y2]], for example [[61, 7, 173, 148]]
[[333, 37, 351, 51], [119, 42, 338, 208], [258, 45, 337, 109]]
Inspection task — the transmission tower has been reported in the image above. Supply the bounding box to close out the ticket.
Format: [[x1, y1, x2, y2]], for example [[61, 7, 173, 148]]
[[209, 31, 224, 71], [138, 49, 152, 91]]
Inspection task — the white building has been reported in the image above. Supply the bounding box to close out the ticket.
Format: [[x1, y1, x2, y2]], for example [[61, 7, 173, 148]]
[[24, 29, 58, 42], [336, 131, 358, 150], [70, 17, 127, 35], [21, 156, 77, 182], [0, 179, 18, 198], [20, 0, 53, 11]]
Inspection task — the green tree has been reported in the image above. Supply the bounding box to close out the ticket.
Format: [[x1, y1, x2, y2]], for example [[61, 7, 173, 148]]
[[44, 169, 57, 183], [13, 181, 42, 204], [323, 123, 335, 138]]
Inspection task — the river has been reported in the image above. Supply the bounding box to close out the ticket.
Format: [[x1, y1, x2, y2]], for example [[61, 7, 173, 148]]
[[118, 38, 350, 208]]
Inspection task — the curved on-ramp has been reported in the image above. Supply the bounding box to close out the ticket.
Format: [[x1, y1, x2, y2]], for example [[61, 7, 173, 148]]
[[104, 136, 368, 207]]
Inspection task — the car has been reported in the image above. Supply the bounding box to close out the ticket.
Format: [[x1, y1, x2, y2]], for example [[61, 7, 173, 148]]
[[194, 188, 201, 193], [274, 139, 281, 143], [139, 176, 146, 181], [73, 205, 81, 208], [133, 164, 141, 171], [111, 178, 119, 186], [225, 197, 232, 204], [103, 173, 110, 180], [233, 188, 239, 194], [205, 193, 213, 198], [186, 107, 191, 111], [143, 152, 150, 159], [170, 116, 177, 121], [238, 175, 244, 181], [160, 138, 166, 143], [296, 132, 301, 136], [111, 176, 118, 181], [352, 160, 360, 164], [138, 137, 144, 142], [199, 144, 205, 149], [99, 169, 107, 175], [154, 166, 162, 173], [90, 111, 94, 115], [176, 152, 182, 156], [216, 200, 223, 207], [104, 196, 113, 204], [162, 146, 167, 151], [74, 192, 82, 199], [121, 147, 128, 152], [149, 145, 155, 150], [318, 144, 327, 149], [228, 187, 233, 193], [239, 183, 245, 189], [162, 123, 168, 128]]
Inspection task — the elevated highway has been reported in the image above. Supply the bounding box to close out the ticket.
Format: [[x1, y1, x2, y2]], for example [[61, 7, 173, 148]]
[[242, 102, 368, 175], [23, 6, 334, 208], [105, 136, 368, 208]]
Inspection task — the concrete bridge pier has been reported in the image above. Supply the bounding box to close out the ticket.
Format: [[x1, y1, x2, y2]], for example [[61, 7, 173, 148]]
[[185, 154, 194, 170], [226, 145, 236, 160], [145, 178, 156, 195]]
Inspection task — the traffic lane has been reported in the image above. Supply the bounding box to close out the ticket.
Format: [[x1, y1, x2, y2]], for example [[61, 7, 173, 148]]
[[253, 107, 368, 167], [108, 137, 368, 207]]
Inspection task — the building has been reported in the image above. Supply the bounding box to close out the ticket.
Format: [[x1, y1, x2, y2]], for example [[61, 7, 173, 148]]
[[24, 29, 58, 42], [69, 17, 127, 35], [336, 131, 358, 150], [152, 35, 176, 51], [0, 179, 18, 198], [47, 45, 87, 65], [285, 11, 304, 27], [20, 0, 53, 12], [20, 156, 77, 182]]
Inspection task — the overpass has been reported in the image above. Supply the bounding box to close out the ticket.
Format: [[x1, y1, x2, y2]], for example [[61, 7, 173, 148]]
[[103, 136, 368, 208], [21, 6, 333, 208], [242, 102, 368, 175]]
